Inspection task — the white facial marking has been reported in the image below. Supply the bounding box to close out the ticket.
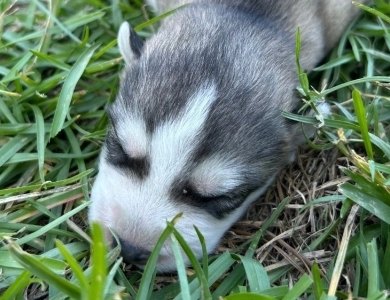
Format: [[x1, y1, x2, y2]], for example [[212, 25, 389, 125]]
[[150, 84, 217, 185], [191, 156, 245, 196], [117, 113, 148, 158]]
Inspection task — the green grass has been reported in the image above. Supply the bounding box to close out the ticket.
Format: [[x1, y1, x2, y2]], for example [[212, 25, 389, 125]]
[[1, 0, 390, 299]]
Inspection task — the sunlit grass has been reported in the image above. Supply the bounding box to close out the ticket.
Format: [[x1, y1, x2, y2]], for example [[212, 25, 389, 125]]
[[1, 0, 390, 299]]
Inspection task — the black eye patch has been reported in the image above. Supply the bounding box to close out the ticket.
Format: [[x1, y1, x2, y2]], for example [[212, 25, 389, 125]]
[[172, 182, 257, 219], [105, 129, 150, 179]]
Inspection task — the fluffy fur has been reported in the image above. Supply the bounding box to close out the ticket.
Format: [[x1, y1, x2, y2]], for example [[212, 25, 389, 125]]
[[89, 0, 368, 272]]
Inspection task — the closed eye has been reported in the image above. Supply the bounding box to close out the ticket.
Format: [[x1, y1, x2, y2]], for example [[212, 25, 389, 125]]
[[105, 128, 150, 179], [182, 184, 225, 199], [177, 183, 258, 219]]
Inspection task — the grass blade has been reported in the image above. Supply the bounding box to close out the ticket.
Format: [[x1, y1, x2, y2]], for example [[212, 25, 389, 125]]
[[352, 89, 373, 159], [224, 293, 276, 300], [89, 223, 108, 300], [282, 273, 313, 300], [0, 136, 33, 168], [170, 234, 191, 299], [136, 215, 180, 300], [339, 183, 390, 225], [28, 104, 46, 183], [312, 263, 324, 300], [236, 255, 270, 292], [169, 223, 212, 300], [328, 205, 360, 296], [0, 270, 32, 300], [0, 201, 90, 248], [50, 44, 99, 138], [7, 242, 81, 299], [367, 239, 380, 297], [55, 240, 89, 294]]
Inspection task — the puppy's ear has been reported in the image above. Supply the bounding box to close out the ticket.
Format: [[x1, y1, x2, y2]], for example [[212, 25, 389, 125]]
[[118, 22, 144, 66]]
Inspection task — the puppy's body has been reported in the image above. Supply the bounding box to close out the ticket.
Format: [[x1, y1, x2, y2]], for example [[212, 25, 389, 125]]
[[149, 0, 363, 71], [89, 0, 367, 272]]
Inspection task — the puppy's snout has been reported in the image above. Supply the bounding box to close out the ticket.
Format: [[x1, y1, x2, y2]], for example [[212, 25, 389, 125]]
[[118, 238, 151, 266]]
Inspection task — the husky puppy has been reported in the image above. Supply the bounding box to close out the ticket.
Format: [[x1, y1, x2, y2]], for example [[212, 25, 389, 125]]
[[89, 0, 367, 272]]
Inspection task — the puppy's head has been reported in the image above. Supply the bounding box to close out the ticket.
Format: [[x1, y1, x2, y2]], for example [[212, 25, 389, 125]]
[[89, 17, 307, 272]]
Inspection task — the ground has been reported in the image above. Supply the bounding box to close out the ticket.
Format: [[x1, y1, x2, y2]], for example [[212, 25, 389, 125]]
[[0, 1, 390, 299]]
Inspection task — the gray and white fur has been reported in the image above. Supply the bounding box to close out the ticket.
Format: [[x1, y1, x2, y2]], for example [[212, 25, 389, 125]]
[[89, 0, 367, 272]]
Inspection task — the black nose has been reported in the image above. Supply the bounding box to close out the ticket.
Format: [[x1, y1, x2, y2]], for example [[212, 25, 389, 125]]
[[118, 238, 151, 266]]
